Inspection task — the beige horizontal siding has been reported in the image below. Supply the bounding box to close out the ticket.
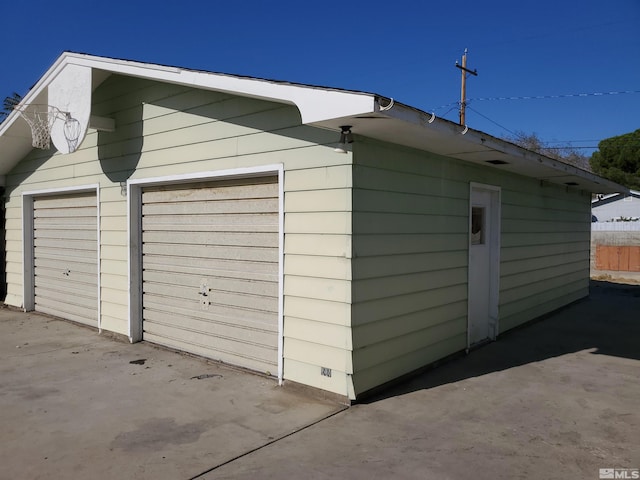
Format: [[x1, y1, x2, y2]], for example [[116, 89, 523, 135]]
[[501, 241, 590, 262], [353, 268, 467, 304], [353, 334, 466, 395], [284, 276, 351, 303], [285, 234, 352, 258], [99, 259, 127, 277], [100, 286, 128, 306], [284, 317, 353, 350], [285, 254, 351, 280], [4, 73, 355, 397], [350, 140, 474, 395], [284, 337, 353, 373], [100, 313, 128, 334], [352, 283, 468, 326], [285, 189, 351, 212], [285, 212, 351, 235], [353, 301, 467, 350], [350, 138, 592, 397], [284, 358, 354, 398], [500, 279, 588, 332], [353, 250, 467, 279], [499, 182, 591, 331], [284, 296, 351, 326], [285, 165, 352, 190], [354, 233, 467, 256]]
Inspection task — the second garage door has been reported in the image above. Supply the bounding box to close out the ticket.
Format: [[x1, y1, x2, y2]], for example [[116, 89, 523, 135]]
[[141, 176, 280, 375], [32, 192, 99, 327]]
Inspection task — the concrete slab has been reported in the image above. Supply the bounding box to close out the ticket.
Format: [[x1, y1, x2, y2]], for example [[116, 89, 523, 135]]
[[0, 309, 344, 480], [2, 280, 638, 479], [206, 280, 640, 479]]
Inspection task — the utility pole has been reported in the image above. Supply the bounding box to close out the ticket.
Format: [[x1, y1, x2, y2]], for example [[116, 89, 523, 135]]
[[455, 49, 478, 125]]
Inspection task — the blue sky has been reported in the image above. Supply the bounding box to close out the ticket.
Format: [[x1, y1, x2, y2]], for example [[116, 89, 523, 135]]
[[2, 0, 638, 155]]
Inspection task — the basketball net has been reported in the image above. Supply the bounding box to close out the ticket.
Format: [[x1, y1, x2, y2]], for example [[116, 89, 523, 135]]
[[14, 105, 82, 152]]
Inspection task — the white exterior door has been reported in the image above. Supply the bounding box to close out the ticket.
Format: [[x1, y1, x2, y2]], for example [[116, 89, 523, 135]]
[[140, 176, 280, 375], [468, 184, 500, 347]]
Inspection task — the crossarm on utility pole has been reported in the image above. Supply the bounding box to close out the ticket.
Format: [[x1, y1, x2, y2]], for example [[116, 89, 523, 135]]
[[455, 49, 478, 126]]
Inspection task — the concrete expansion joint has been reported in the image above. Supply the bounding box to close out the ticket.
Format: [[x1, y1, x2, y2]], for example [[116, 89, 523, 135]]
[[186, 405, 349, 479]]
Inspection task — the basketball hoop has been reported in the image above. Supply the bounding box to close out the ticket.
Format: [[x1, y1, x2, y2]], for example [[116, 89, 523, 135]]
[[14, 105, 81, 152], [62, 116, 82, 152]]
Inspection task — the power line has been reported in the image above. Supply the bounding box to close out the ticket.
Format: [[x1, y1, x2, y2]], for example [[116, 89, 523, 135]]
[[464, 106, 519, 137], [464, 106, 640, 150], [469, 89, 640, 103], [431, 89, 640, 112]]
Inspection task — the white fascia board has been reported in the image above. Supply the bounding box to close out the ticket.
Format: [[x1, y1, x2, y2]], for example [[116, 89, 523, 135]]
[[380, 100, 628, 194], [0, 52, 375, 175], [1, 54, 71, 131], [62, 53, 377, 124]]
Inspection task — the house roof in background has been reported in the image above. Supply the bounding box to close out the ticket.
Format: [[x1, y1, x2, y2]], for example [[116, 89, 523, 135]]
[[592, 190, 640, 206]]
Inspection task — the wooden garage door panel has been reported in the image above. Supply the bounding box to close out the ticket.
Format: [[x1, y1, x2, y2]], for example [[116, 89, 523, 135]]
[[144, 318, 277, 359], [143, 230, 277, 247], [143, 212, 278, 232], [34, 243, 98, 261], [35, 302, 97, 326], [34, 285, 97, 307], [143, 297, 278, 331], [142, 177, 277, 201], [142, 198, 279, 216], [143, 283, 278, 313], [34, 215, 96, 228], [34, 207, 97, 218], [35, 269, 99, 289], [144, 309, 277, 346], [143, 332, 277, 374], [141, 177, 279, 374], [143, 270, 278, 297], [33, 257, 98, 275], [143, 243, 278, 263], [33, 192, 98, 327], [143, 254, 276, 281]]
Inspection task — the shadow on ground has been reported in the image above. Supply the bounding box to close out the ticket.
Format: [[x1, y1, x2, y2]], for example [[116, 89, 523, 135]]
[[362, 280, 640, 404]]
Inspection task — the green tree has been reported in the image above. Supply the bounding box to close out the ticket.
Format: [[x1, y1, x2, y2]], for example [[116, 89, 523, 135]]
[[0, 92, 22, 123], [590, 129, 640, 190]]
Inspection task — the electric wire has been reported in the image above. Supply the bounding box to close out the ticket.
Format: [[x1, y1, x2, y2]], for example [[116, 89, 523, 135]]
[[464, 106, 519, 138], [431, 89, 640, 113], [469, 89, 640, 103], [428, 80, 640, 154]]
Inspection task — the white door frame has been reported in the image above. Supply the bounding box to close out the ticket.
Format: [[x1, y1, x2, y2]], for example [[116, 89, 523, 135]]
[[127, 164, 285, 384], [467, 182, 501, 349], [22, 184, 101, 329]]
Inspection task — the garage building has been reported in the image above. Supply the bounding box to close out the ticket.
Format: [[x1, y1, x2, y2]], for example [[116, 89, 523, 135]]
[[0, 53, 625, 401]]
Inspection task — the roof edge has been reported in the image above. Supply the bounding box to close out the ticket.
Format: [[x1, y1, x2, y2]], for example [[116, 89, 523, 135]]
[[376, 99, 629, 195]]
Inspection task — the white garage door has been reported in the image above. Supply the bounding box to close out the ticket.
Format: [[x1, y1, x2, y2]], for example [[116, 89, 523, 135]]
[[141, 176, 280, 375], [32, 192, 98, 326]]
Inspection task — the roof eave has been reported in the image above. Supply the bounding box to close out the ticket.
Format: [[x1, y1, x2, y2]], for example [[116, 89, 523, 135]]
[[309, 98, 627, 195], [0, 52, 629, 195]]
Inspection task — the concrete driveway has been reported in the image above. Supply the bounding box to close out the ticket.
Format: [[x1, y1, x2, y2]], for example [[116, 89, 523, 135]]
[[1, 280, 639, 479], [0, 308, 344, 480]]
